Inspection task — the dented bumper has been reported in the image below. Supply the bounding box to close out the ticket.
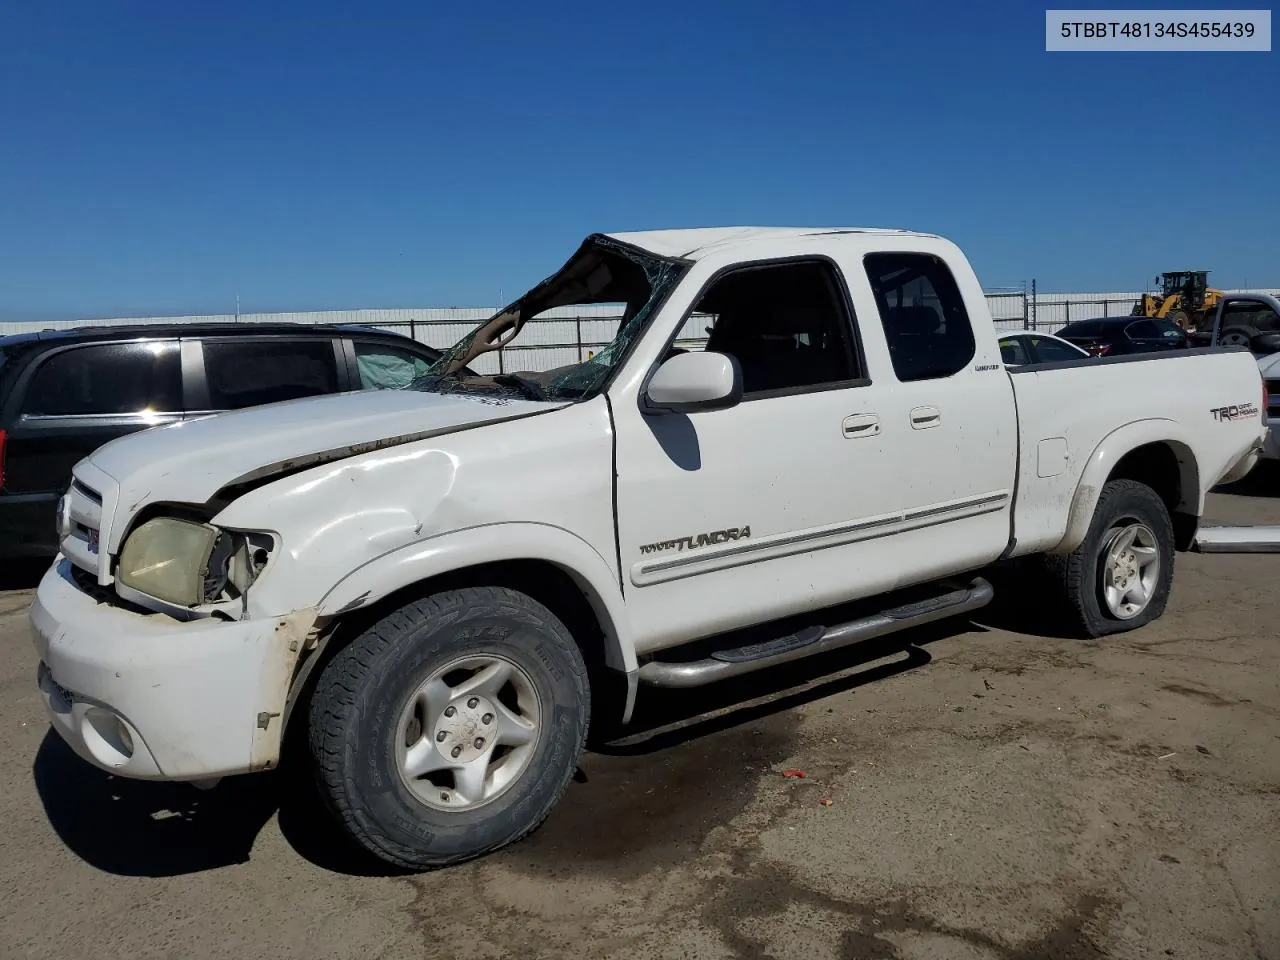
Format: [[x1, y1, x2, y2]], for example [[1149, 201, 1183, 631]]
[[30, 558, 311, 781]]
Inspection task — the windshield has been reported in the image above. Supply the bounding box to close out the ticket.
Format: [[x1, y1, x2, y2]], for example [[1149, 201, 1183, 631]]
[[412, 235, 687, 403]]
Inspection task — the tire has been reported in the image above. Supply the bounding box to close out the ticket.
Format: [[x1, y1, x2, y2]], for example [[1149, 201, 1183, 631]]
[[1167, 308, 1191, 330], [308, 586, 590, 870], [1219, 325, 1257, 348], [1046, 479, 1175, 639]]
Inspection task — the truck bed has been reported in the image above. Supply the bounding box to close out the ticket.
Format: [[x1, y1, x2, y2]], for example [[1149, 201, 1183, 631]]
[[1005, 345, 1264, 557]]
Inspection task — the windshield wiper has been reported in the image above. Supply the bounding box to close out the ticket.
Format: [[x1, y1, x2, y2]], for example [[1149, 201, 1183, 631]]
[[492, 374, 547, 401]]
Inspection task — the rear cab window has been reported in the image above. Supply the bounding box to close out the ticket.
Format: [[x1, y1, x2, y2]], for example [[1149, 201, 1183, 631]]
[[863, 252, 976, 381], [1221, 300, 1280, 332], [20, 341, 182, 416]]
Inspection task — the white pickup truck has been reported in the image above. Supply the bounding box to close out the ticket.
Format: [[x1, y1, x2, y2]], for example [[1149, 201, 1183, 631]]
[[30, 227, 1266, 870]]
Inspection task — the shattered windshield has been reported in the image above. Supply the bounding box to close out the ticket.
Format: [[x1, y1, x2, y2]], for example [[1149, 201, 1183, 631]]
[[412, 235, 687, 402]]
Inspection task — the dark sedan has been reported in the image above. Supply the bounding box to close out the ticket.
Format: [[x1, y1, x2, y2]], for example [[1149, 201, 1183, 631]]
[[1055, 317, 1189, 357]]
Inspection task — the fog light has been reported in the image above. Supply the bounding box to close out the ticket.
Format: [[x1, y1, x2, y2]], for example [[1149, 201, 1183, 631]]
[[82, 707, 136, 768]]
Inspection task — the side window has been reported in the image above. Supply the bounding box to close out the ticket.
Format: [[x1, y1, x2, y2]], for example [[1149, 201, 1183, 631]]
[[1222, 301, 1280, 332], [697, 259, 860, 396], [864, 253, 975, 382], [353, 340, 435, 390], [21, 341, 181, 416], [1125, 320, 1160, 339], [203, 338, 339, 410], [1029, 336, 1086, 363], [999, 337, 1029, 365], [1059, 321, 1101, 338]]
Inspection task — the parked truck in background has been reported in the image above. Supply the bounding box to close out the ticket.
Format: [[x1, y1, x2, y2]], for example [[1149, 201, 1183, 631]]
[[1206, 292, 1280, 460], [29, 226, 1266, 870]]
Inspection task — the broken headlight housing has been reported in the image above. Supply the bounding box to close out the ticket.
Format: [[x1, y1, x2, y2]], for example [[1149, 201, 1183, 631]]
[[116, 516, 273, 608]]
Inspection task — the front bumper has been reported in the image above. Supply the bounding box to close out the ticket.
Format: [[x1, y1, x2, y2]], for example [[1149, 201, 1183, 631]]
[[30, 558, 305, 781]]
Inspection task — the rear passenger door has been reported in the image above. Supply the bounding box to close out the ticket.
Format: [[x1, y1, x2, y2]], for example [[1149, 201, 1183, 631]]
[[3, 339, 183, 493], [186, 336, 347, 414], [855, 251, 1018, 576]]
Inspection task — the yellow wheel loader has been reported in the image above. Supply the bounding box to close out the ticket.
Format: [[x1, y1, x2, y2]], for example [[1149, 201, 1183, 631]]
[[1131, 271, 1223, 331]]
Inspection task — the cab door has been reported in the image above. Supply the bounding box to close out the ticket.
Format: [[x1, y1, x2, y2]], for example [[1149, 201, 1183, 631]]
[[610, 254, 901, 654]]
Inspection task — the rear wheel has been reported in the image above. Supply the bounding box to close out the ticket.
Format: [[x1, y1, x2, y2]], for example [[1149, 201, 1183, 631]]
[[1047, 479, 1174, 638], [1167, 308, 1192, 330], [308, 586, 590, 870]]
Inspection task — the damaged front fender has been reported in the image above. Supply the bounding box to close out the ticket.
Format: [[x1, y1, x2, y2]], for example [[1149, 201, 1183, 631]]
[[249, 608, 321, 772]]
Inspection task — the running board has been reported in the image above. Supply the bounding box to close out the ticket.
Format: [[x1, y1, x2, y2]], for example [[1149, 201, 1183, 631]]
[[1192, 525, 1280, 554], [637, 577, 994, 689]]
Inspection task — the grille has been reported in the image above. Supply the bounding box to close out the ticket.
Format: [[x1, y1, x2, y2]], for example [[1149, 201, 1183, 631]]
[[70, 564, 115, 603], [68, 564, 153, 614]]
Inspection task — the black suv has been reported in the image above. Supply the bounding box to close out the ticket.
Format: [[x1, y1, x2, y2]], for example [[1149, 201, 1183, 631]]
[[0, 322, 443, 559]]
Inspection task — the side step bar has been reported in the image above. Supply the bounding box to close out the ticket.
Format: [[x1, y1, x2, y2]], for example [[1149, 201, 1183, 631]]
[[1192, 524, 1280, 554], [637, 577, 994, 689]]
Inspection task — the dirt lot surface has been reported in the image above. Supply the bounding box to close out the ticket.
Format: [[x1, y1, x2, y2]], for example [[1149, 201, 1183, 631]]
[[2, 474, 1278, 960]]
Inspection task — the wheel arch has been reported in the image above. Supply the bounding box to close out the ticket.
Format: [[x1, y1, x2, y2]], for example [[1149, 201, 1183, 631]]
[[1052, 421, 1201, 555], [297, 524, 637, 729]]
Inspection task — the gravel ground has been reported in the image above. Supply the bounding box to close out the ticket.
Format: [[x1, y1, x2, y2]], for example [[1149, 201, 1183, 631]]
[[1, 473, 1277, 960]]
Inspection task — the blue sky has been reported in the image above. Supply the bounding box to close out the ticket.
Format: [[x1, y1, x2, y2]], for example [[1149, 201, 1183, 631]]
[[1, 1, 1276, 320]]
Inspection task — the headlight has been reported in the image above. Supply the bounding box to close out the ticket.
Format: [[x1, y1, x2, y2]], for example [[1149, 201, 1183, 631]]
[[117, 517, 221, 606], [117, 516, 276, 607]]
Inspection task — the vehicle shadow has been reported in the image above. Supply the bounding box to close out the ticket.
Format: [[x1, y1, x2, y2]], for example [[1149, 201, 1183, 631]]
[[31, 725, 409, 879], [964, 561, 1088, 640], [597, 630, 943, 756], [32, 732, 282, 877], [1214, 459, 1280, 499], [31, 619, 982, 879]]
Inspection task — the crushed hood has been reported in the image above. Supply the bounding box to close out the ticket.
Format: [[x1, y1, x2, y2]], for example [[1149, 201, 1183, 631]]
[[82, 388, 564, 516]]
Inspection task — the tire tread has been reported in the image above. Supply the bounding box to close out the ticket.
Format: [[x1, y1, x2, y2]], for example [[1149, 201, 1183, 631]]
[[1045, 478, 1175, 639]]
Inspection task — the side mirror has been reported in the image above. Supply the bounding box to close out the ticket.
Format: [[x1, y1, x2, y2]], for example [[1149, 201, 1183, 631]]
[[643, 351, 742, 414]]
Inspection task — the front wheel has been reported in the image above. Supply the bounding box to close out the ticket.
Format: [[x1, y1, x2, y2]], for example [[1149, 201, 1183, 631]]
[[308, 586, 590, 870], [1047, 479, 1175, 638]]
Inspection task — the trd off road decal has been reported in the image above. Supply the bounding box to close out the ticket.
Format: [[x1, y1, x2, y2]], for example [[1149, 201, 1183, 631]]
[[639, 525, 751, 555], [1210, 402, 1259, 422]]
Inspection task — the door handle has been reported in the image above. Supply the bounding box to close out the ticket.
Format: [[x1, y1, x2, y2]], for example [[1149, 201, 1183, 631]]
[[842, 413, 880, 438], [910, 406, 941, 429]]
